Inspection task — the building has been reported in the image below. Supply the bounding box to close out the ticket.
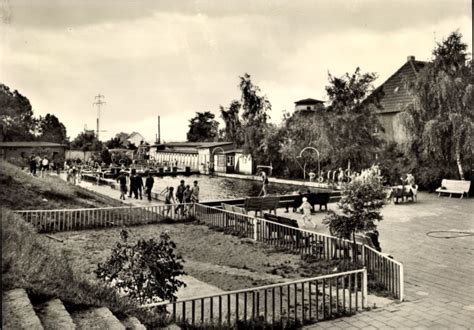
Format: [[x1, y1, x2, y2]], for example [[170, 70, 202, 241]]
[[222, 149, 253, 175], [149, 141, 240, 172], [117, 132, 147, 148], [0, 141, 67, 162], [369, 55, 426, 143], [294, 98, 325, 112]]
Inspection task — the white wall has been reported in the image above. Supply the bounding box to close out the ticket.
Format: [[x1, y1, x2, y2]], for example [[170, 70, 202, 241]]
[[235, 153, 253, 175]]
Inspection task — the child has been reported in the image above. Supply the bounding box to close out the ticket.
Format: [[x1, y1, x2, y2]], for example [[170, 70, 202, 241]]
[[298, 197, 316, 228], [116, 171, 127, 200], [183, 185, 192, 215]]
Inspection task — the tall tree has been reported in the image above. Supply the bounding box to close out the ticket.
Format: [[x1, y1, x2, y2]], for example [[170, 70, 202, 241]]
[[186, 111, 219, 142], [401, 31, 472, 182], [70, 131, 103, 151], [37, 114, 68, 144], [238, 73, 271, 165], [220, 100, 243, 144], [324, 68, 383, 170], [0, 84, 37, 141]]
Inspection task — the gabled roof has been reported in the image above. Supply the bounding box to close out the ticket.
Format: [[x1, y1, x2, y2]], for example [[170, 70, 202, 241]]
[[195, 142, 234, 149], [368, 57, 426, 114], [294, 98, 325, 105], [0, 141, 66, 147]]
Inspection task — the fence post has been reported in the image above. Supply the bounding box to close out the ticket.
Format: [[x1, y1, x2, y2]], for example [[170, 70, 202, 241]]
[[361, 245, 365, 266], [362, 268, 368, 308], [399, 263, 404, 302]]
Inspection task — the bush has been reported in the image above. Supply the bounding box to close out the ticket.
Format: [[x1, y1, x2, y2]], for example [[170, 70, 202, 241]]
[[96, 230, 186, 304]]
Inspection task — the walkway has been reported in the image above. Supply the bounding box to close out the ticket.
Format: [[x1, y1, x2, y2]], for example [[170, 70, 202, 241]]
[[301, 193, 474, 329]]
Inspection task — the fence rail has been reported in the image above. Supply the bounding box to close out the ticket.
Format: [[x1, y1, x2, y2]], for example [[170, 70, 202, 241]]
[[144, 269, 367, 327], [194, 204, 404, 301], [14, 204, 193, 232]]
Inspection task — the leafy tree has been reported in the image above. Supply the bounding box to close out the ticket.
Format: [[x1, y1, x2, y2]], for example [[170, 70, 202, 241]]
[[238, 73, 271, 165], [323, 166, 386, 253], [100, 148, 112, 165], [323, 68, 383, 170], [70, 131, 103, 151], [401, 31, 472, 183], [220, 100, 244, 145], [96, 230, 186, 304], [186, 111, 219, 142], [105, 137, 123, 149], [37, 114, 68, 144], [0, 84, 37, 141]]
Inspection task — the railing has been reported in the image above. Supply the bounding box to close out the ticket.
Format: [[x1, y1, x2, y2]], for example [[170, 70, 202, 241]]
[[194, 204, 404, 301], [143, 269, 367, 327], [14, 204, 194, 233]]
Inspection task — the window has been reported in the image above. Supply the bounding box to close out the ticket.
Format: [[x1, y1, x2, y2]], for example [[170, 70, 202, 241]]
[[227, 156, 234, 167], [307, 106, 311, 110], [217, 155, 225, 166]]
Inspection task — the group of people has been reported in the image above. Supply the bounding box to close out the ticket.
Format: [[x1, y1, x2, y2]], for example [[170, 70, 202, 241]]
[[116, 169, 155, 201], [29, 155, 59, 177], [162, 180, 200, 216]]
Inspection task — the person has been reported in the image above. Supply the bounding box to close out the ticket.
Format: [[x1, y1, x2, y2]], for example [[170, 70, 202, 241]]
[[191, 180, 200, 203], [41, 157, 49, 178], [366, 230, 382, 252], [164, 187, 176, 216], [145, 171, 154, 202], [297, 197, 316, 228], [128, 169, 136, 198], [183, 185, 192, 215], [175, 180, 186, 214], [208, 161, 215, 177], [136, 173, 144, 200], [116, 171, 128, 200], [337, 167, 344, 183], [258, 171, 268, 197], [29, 156, 37, 176]]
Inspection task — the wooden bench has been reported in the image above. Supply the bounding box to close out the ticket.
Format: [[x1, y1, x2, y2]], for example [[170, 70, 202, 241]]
[[244, 196, 280, 216], [263, 213, 309, 247], [436, 179, 471, 199]]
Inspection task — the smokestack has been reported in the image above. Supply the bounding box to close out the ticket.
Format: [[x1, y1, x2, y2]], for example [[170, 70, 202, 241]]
[[407, 55, 415, 62], [157, 116, 161, 144]]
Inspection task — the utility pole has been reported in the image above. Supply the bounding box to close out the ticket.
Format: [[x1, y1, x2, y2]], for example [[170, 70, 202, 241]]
[[157, 116, 161, 144], [93, 94, 106, 140]]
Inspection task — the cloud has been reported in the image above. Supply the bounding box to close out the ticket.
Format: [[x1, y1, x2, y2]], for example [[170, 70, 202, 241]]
[[0, 1, 471, 143]]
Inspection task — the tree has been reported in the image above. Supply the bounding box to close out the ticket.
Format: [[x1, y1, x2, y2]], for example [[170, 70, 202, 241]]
[[220, 100, 244, 145], [37, 114, 68, 144], [400, 31, 472, 183], [0, 84, 37, 141], [186, 111, 219, 142], [105, 137, 123, 149], [323, 68, 383, 170], [70, 132, 103, 151], [238, 73, 272, 165], [96, 230, 186, 305], [323, 166, 386, 254]]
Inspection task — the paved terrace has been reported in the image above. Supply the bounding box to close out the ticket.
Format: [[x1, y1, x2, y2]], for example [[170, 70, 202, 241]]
[[61, 178, 474, 328]]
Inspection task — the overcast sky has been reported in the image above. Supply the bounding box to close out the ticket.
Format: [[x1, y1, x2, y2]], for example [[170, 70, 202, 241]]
[[1, 0, 471, 142]]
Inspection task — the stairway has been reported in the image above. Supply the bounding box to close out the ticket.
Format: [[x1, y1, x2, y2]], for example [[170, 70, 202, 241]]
[[2, 289, 146, 330]]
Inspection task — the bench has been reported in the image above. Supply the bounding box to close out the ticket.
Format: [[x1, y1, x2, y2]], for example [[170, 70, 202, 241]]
[[221, 203, 252, 236], [263, 213, 309, 247], [284, 192, 330, 213], [436, 179, 471, 199], [244, 196, 280, 216]]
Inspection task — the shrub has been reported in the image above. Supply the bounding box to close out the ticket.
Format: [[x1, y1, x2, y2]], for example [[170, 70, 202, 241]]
[[96, 230, 186, 305]]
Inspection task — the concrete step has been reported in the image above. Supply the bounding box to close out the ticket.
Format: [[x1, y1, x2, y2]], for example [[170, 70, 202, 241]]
[[120, 316, 146, 329], [2, 289, 44, 330], [70, 307, 125, 330], [35, 298, 76, 329]]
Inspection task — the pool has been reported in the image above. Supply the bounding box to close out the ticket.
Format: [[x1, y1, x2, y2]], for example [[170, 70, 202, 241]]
[[149, 175, 329, 201]]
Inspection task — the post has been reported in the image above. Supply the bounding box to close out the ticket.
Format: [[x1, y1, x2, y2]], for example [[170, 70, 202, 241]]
[[362, 268, 368, 308], [399, 263, 404, 302]]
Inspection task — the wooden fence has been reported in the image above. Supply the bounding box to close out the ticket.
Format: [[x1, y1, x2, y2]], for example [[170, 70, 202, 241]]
[[15, 204, 193, 233], [194, 204, 404, 301], [144, 269, 367, 327]]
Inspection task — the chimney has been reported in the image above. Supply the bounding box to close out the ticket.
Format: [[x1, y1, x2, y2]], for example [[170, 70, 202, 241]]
[[407, 55, 415, 62]]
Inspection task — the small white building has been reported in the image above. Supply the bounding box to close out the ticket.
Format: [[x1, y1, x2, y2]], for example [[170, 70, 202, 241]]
[[294, 98, 325, 112], [223, 149, 253, 175]]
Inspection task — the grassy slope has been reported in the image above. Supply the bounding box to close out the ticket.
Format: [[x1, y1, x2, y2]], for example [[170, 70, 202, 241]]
[[0, 161, 123, 210], [1, 162, 165, 327]]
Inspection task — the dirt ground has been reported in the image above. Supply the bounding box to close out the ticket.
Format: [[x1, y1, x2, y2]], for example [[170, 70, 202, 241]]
[[43, 222, 343, 292]]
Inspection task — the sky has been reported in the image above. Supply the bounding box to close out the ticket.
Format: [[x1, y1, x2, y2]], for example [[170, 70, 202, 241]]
[[1, 0, 472, 143]]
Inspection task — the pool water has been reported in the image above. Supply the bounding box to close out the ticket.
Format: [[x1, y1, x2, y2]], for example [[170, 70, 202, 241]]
[[150, 175, 323, 201]]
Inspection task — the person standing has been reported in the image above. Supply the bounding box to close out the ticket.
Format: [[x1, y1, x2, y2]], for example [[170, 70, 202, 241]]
[[29, 155, 37, 176], [136, 173, 144, 200], [258, 171, 268, 197], [175, 180, 186, 214], [117, 171, 127, 200], [128, 169, 136, 198], [41, 157, 49, 178], [191, 180, 200, 203], [145, 171, 154, 202], [165, 187, 176, 216], [183, 184, 192, 215]]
